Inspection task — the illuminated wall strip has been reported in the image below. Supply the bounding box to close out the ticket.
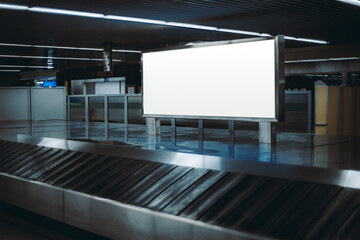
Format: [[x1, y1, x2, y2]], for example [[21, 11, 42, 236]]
[[0, 69, 21, 72], [0, 42, 140, 53], [0, 54, 122, 62], [0, 2, 329, 45], [285, 57, 360, 63]]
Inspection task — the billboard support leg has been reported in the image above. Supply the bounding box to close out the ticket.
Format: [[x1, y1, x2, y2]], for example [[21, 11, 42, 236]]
[[259, 122, 276, 144], [146, 118, 161, 135]]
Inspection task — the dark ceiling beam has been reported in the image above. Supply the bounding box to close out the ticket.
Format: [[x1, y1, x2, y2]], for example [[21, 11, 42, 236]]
[[285, 60, 360, 76], [285, 43, 360, 61], [20, 69, 59, 80]]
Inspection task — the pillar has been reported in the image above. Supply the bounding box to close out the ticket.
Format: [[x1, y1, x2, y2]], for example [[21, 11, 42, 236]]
[[103, 43, 113, 72], [342, 72, 348, 86]]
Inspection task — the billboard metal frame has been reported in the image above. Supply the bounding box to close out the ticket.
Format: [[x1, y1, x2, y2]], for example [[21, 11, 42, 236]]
[[142, 35, 285, 122]]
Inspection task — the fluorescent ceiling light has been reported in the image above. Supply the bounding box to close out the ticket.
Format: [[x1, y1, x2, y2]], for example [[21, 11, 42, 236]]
[[29, 7, 104, 18], [105, 15, 166, 25], [0, 54, 122, 62], [0, 42, 141, 53], [0, 3, 28, 10], [217, 28, 261, 36], [218, 29, 327, 44], [219, 29, 272, 38], [0, 43, 31, 48], [112, 49, 141, 53], [0, 65, 54, 69], [295, 38, 328, 44], [285, 57, 360, 63], [0, 69, 21, 72], [328, 57, 360, 60], [284, 36, 297, 41], [36, 45, 103, 51], [0, 2, 329, 45], [52, 56, 121, 62], [284, 36, 328, 44], [259, 33, 272, 37], [33, 45, 139, 53], [337, 0, 360, 7], [166, 22, 218, 31]]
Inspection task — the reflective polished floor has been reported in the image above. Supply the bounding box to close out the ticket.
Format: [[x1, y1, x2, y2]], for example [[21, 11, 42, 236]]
[[0, 120, 359, 170]]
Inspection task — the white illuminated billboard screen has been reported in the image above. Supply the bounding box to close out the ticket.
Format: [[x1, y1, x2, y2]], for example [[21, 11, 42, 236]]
[[143, 38, 283, 121]]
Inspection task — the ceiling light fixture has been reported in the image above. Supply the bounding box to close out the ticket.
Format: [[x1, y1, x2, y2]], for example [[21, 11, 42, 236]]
[[217, 28, 261, 36], [295, 38, 328, 44], [259, 33, 272, 37], [33, 45, 103, 51], [29, 7, 104, 18], [285, 57, 360, 63], [0, 54, 122, 62], [337, 0, 360, 7], [0, 2, 329, 45], [0, 69, 21, 72], [0, 65, 54, 69], [0, 42, 141, 53], [166, 22, 218, 31], [104, 15, 166, 25], [284, 36, 297, 41], [0, 3, 28, 10], [112, 49, 142, 53], [284, 36, 328, 44]]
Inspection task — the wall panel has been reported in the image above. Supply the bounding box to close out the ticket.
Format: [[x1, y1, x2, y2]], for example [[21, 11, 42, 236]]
[[0, 87, 30, 121]]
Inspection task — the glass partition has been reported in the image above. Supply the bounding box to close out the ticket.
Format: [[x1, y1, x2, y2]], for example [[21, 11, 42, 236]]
[[128, 96, 145, 124], [109, 96, 125, 123], [69, 97, 85, 121], [89, 97, 104, 122]]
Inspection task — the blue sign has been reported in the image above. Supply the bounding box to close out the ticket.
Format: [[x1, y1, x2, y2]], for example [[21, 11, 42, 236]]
[[43, 81, 57, 87]]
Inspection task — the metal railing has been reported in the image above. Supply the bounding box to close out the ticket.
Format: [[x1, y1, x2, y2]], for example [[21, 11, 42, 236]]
[[68, 91, 313, 133]]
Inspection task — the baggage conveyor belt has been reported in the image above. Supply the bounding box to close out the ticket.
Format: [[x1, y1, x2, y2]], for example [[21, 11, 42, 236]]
[[0, 137, 360, 240]]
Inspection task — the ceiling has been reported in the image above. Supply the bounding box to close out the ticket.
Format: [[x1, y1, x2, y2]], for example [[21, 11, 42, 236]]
[[0, 0, 360, 74]]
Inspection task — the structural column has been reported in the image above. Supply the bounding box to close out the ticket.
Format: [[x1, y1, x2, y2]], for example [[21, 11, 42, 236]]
[[146, 118, 161, 135], [103, 43, 113, 72], [259, 122, 276, 144], [342, 72, 348, 86]]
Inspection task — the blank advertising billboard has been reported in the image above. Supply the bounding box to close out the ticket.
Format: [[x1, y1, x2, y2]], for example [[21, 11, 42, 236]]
[[142, 36, 284, 121]]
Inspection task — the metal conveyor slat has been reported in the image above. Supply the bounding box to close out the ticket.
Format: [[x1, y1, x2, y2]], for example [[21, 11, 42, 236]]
[[0, 139, 360, 240]]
